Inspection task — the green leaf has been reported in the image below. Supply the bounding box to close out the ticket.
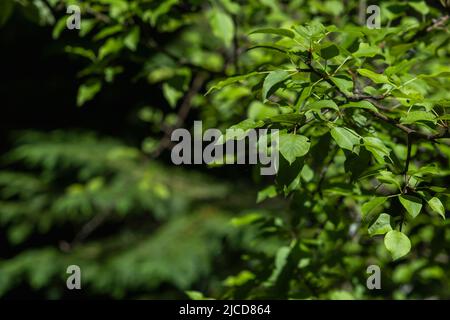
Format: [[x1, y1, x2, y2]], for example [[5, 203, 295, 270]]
[[0, 0, 14, 27], [368, 213, 392, 236], [362, 197, 387, 221], [185, 291, 212, 300], [257, 185, 277, 203], [250, 28, 295, 38], [341, 101, 377, 112], [279, 133, 311, 164], [267, 113, 306, 125], [230, 119, 265, 131], [384, 230, 411, 260], [162, 83, 183, 108], [330, 77, 353, 96], [98, 38, 124, 60], [247, 44, 289, 54], [320, 44, 339, 59], [400, 111, 437, 124], [363, 137, 391, 163], [330, 291, 354, 300], [231, 212, 263, 227], [376, 171, 402, 191], [218, 119, 265, 144], [124, 27, 140, 51], [428, 197, 445, 219], [262, 70, 290, 100], [306, 100, 339, 111], [353, 43, 379, 58], [77, 81, 102, 107], [146, 0, 179, 25], [330, 127, 361, 152], [248, 101, 279, 120], [267, 246, 290, 285], [399, 195, 423, 218], [210, 8, 234, 47], [52, 17, 67, 39], [65, 46, 96, 61], [206, 72, 261, 95], [408, 1, 429, 15], [93, 25, 123, 41], [357, 68, 392, 84]]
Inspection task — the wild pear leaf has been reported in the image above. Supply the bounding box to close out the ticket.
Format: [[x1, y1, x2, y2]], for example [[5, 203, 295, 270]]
[[376, 171, 402, 191], [428, 197, 445, 219], [357, 68, 392, 84], [162, 83, 182, 108], [250, 28, 295, 38], [368, 213, 392, 236], [124, 27, 140, 51], [363, 137, 391, 163], [98, 38, 124, 60], [408, 1, 429, 15], [362, 197, 387, 221], [320, 44, 339, 59], [307, 100, 339, 111], [331, 127, 361, 152], [341, 101, 377, 112], [262, 70, 290, 100], [399, 195, 423, 218], [279, 133, 310, 164], [257, 185, 277, 203], [353, 43, 379, 58], [330, 76, 353, 96], [384, 230, 411, 260], [400, 111, 437, 124], [206, 72, 261, 95], [230, 119, 265, 131], [267, 113, 306, 125], [247, 44, 289, 54], [210, 8, 234, 47], [77, 81, 102, 106]]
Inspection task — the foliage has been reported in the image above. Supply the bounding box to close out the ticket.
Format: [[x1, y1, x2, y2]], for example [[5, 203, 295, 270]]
[[0, 0, 449, 299]]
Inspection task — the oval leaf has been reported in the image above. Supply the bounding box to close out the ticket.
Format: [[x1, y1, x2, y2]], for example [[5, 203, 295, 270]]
[[428, 197, 445, 219], [384, 230, 411, 260], [368, 213, 392, 236], [399, 195, 422, 219], [279, 133, 310, 164], [331, 127, 361, 152], [262, 70, 290, 100]]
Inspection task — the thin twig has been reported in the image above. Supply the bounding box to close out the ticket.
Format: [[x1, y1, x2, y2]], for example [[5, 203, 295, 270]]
[[152, 72, 208, 157]]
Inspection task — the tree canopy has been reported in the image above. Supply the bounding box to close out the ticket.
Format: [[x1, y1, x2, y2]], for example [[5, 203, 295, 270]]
[[0, 0, 449, 299]]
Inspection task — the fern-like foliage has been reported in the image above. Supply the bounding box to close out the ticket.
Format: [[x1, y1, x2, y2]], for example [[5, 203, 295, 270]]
[[0, 131, 253, 298]]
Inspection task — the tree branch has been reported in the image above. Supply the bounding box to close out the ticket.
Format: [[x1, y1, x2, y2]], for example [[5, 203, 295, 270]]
[[151, 72, 208, 157]]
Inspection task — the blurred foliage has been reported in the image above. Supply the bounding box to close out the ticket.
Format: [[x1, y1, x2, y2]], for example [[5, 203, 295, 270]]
[[0, 0, 450, 299]]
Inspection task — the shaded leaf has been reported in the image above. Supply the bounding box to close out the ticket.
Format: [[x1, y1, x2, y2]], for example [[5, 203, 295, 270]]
[[399, 195, 423, 218], [331, 127, 361, 152], [262, 70, 290, 100], [368, 213, 392, 236]]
